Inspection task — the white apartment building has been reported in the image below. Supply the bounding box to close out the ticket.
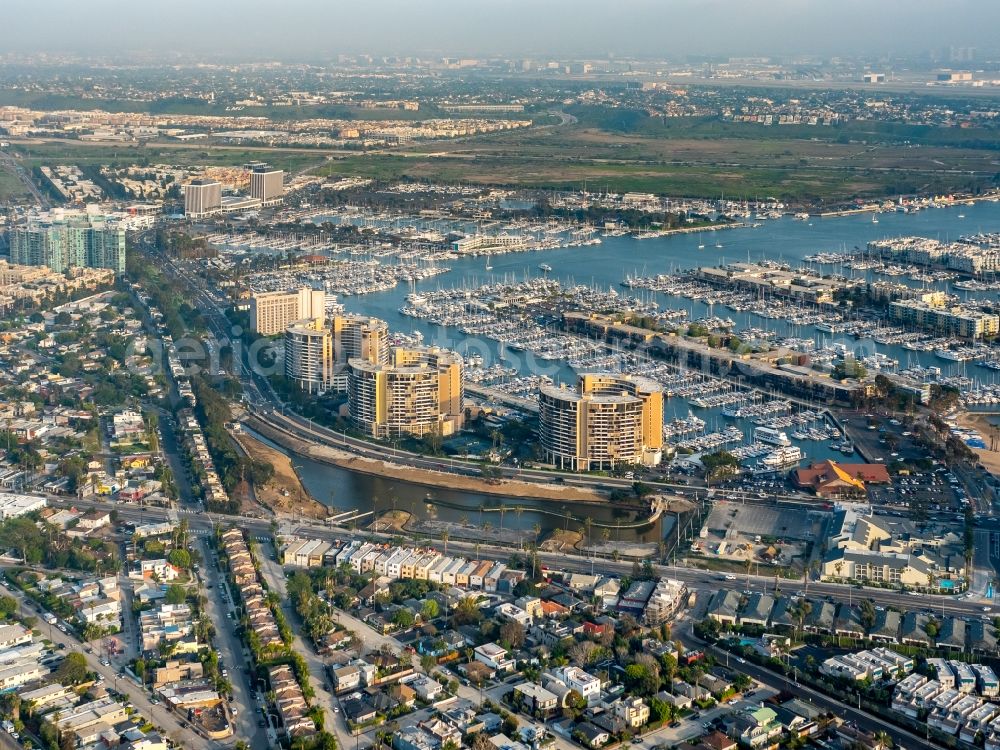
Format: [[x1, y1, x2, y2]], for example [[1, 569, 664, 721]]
[[250, 287, 326, 335]]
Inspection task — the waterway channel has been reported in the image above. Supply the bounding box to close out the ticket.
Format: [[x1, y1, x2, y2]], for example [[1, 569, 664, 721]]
[[270, 200, 1000, 542]]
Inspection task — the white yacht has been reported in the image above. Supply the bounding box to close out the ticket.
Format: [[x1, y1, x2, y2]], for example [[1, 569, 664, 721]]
[[760, 445, 802, 470], [755, 427, 791, 446]]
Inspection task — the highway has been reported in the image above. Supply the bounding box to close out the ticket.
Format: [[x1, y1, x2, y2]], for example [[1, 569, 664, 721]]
[[50, 494, 997, 622]]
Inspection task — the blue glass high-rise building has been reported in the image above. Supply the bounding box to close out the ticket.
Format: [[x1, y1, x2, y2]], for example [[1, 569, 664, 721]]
[[11, 210, 126, 273]]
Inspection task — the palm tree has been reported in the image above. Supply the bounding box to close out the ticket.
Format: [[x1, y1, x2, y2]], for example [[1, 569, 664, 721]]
[[533, 522, 542, 543], [583, 517, 593, 546], [793, 600, 812, 642], [442, 529, 449, 556]]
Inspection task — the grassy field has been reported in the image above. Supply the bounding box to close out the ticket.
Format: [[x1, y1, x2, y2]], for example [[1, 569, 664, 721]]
[[310, 113, 1000, 206], [6, 103, 999, 207], [0, 168, 31, 203], [10, 140, 325, 175], [315, 147, 991, 204]]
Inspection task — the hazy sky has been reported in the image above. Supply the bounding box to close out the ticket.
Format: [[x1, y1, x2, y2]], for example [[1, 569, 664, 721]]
[[3, 0, 997, 60]]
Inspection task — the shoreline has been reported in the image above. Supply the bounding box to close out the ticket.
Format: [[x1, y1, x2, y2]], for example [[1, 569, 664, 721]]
[[245, 416, 617, 506], [954, 411, 1000, 476], [233, 430, 329, 519]]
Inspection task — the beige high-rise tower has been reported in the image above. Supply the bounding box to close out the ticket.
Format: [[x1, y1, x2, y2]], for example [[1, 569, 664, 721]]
[[284, 318, 333, 394], [539, 373, 663, 471], [348, 346, 464, 439], [250, 287, 327, 335]]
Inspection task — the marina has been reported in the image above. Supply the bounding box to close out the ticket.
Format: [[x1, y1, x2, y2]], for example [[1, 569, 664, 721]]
[[248, 199, 1000, 478]]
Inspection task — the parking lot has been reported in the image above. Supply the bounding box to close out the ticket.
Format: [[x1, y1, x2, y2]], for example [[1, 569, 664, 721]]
[[866, 467, 964, 516]]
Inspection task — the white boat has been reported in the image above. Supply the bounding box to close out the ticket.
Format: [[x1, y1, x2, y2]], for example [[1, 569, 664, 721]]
[[485, 254, 493, 271], [935, 348, 964, 361], [698, 244, 706, 249], [760, 445, 802, 470], [872, 214, 879, 224], [755, 427, 791, 446], [539, 263, 552, 272]]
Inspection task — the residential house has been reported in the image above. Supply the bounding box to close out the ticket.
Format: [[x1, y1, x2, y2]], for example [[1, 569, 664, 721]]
[[611, 696, 649, 729], [474, 643, 515, 673], [514, 682, 559, 718]]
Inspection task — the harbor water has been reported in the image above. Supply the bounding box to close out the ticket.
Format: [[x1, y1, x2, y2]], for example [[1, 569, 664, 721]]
[[261, 201, 1000, 539]]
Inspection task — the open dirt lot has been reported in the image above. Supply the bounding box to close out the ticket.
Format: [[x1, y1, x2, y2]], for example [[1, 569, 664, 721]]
[[234, 432, 328, 519]]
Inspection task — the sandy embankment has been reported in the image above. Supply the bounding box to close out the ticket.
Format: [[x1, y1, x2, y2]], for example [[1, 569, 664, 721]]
[[955, 412, 1000, 475], [245, 416, 611, 504], [234, 432, 329, 519]]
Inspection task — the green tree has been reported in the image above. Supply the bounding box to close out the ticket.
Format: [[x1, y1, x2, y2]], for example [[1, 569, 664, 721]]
[[421, 599, 440, 621], [392, 609, 415, 628], [165, 584, 187, 605], [55, 652, 89, 685], [0, 595, 17, 619], [167, 548, 191, 569]]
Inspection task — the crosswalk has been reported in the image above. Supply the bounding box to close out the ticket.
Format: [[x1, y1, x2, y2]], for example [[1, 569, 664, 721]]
[[187, 528, 268, 543]]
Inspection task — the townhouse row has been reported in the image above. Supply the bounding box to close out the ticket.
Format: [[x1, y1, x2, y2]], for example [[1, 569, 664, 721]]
[[707, 590, 997, 653], [282, 538, 527, 592], [893, 667, 1000, 747], [220, 528, 283, 651]]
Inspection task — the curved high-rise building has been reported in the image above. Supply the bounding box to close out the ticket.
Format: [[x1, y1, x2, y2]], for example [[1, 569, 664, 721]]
[[348, 346, 463, 439], [332, 314, 390, 367], [284, 318, 332, 394], [539, 373, 663, 471]]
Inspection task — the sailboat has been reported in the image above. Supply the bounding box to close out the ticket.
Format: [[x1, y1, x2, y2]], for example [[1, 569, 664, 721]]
[[697, 242, 706, 249], [872, 214, 879, 224], [485, 254, 493, 271]]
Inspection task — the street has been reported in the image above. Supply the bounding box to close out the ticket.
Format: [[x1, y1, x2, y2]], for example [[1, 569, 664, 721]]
[[199, 537, 270, 749], [47, 493, 999, 622], [0, 579, 204, 747]]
